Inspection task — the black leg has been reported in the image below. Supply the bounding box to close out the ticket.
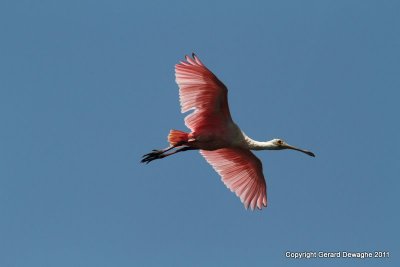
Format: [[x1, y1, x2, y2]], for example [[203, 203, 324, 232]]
[[142, 145, 174, 159], [141, 146, 197, 164]]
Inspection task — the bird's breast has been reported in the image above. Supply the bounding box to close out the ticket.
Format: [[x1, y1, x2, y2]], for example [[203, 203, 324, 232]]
[[189, 123, 247, 151]]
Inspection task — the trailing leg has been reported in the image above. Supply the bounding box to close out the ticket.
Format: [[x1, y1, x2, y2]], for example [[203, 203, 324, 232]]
[[141, 145, 175, 164], [141, 129, 195, 164], [141, 146, 197, 164]]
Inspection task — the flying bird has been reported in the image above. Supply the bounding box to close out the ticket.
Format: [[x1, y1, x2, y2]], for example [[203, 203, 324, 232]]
[[141, 53, 315, 210]]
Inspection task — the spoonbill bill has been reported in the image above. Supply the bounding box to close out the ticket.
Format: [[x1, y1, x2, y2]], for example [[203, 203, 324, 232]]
[[141, 53, 315, 210]]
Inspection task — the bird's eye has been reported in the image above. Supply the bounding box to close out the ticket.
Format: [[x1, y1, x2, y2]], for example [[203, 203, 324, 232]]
[[277, 140, 283, 145]]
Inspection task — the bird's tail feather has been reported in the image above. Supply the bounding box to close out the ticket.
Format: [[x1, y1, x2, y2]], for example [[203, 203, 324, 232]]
[[168, 129, 189, 146]]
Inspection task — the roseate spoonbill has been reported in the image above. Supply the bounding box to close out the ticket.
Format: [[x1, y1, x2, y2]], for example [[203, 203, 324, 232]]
[[141, 53, 315, 210]]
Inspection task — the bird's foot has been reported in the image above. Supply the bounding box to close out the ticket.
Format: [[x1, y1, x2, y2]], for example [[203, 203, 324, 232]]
[[141, 149, 165, 164]]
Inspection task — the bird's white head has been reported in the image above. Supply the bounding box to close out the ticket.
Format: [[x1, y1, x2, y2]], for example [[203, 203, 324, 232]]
[[270, 138, 315, 157]]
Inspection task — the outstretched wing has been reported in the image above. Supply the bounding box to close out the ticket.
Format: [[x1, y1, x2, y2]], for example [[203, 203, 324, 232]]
[[175, 54, 233, 132], [200, 148, 267, 210]]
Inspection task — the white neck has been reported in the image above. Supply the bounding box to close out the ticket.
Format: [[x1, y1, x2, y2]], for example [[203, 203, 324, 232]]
[[244, 135, 278, 151]]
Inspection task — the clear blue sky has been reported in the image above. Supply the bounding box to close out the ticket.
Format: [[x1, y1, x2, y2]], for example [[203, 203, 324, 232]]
[[1, 1, 399, 266]]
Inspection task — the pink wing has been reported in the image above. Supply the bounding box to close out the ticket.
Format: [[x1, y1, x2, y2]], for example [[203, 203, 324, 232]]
[[175, 54, 233, 132], [200, 148, 267, 210]]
